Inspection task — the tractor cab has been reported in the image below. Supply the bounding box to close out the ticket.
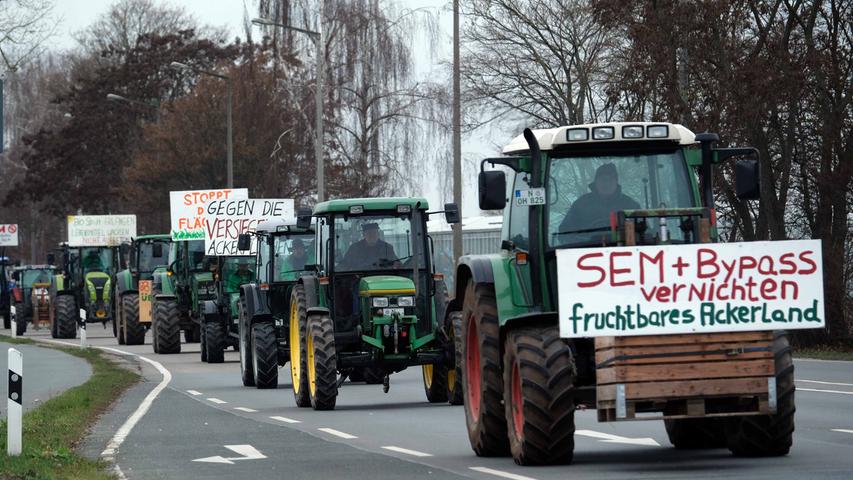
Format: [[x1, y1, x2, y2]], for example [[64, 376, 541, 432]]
[[9, 265, 55, 334], [114, 234, 172, 345]]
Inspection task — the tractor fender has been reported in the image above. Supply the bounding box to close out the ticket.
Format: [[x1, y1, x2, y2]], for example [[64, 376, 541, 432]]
[[299, 276, 320, 307], [115, 270, 135, 295], [448, 255, 496, 312], [154, 293, 176, 301], [306, 306, 330, 316], [201, 299, 219, 323], [240, 283, 271, 324]]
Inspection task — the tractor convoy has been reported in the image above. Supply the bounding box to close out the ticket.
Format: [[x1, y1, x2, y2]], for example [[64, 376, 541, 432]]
[[0, 121, 827, 468]]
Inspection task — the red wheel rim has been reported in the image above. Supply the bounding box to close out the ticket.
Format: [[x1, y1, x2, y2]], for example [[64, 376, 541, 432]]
[[511, 361, 524, 441], [466, 314, 481, 419]]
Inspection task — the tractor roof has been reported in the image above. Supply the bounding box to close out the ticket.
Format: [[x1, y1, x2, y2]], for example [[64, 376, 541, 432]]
[[502, 122, 696, 154], [13, 265, 54, 271], [313, 197, 430, 215], [255, 217, 308, 234], [135, 234, 170, 241]]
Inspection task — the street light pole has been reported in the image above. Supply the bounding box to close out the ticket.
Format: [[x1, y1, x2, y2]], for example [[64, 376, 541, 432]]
[[169, 62, 233, 189], [252, 14, 325, 202], [452, 0, 463, 266]]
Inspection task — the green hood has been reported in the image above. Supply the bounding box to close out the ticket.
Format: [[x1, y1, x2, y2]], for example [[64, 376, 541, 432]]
[[358, 275, 415, 296]]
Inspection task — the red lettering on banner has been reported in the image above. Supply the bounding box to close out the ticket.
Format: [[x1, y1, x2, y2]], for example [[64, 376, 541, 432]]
[[799, 251, 817, 274], [738, 256, 758, 278], [697, 248, 719, 278], [577, 252, 605, 288], [639, 250, 665, 283], [609, 251, 634, 287], [778, 253, 797, 274]]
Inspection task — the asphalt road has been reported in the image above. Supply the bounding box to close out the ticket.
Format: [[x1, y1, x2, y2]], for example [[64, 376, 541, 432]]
[[8, 324, 853, 480], [0, 339, 91, 417]]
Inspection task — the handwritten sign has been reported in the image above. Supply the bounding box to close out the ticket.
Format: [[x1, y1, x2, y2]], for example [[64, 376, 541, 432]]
[[203, 198, 294, 255], [67, 215, 136, 247], [557, 240, 825, 338], [138, 280, 152, 323], [0, 224, 19, 246], [169, 189, 248, 241]]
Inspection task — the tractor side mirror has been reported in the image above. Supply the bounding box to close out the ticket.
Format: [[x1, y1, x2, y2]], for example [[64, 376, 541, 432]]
[[478, 170, 507, 210], [444, 203, 460, 224], [237, 234, 252, 251], [296, 208, 313, 230], [735, 159, 760, 200], [152, 243, 164, 258], [47, 253, 56, 265]]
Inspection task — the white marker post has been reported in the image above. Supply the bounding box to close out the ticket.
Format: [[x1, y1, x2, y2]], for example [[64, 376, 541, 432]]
[[7, 347, 23, 456], [10, 305, 16, 339], [79, 308, 87, 347]]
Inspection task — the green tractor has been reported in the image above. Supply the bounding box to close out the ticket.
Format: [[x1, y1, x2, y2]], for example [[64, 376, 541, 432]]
[[446, 122, 809, 466], [113, 235, 171, 345], [236, 217, 314, 386], [198, 255, 255, 363], [9, 265, 55, 336], [149, 239, 208, 353], [51, 245, 123, 339], [287, 198, 459, 410]]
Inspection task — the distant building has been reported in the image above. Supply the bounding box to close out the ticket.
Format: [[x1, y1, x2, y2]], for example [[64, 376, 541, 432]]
[[427, 215, 503, 289]]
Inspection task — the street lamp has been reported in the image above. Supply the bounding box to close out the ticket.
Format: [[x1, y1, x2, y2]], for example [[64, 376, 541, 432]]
[[106, 93, 160, 120], [169, 61, 234, 189], [252, 13, 326, 202]]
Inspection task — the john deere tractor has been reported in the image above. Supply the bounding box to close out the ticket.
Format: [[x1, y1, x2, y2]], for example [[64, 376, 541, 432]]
[[236, 217, 314, 388], [149, 239, 208, 353], [114, 235, 171, 345], [198, 255, 255, 363], [286, 198, 459, 410], [51, 245, 122, 339], [446, 122, 819, 466]]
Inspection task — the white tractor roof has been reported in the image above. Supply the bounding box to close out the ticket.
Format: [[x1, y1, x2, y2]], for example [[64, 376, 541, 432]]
[[502, 122, 696, 154], [255, 217, 297, 233]]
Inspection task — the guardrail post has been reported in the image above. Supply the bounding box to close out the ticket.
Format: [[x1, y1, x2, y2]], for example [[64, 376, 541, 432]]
[[10, 305, 16, 339], [79, 308, 87, 347]]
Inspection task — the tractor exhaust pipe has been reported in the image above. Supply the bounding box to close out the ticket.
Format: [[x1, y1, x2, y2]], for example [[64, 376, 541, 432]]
[[522, 128, 543, 311]]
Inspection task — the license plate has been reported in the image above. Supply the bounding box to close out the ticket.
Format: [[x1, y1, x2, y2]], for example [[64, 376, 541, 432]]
[[515, 188, 546, 206], [382, 308, 405, 317]]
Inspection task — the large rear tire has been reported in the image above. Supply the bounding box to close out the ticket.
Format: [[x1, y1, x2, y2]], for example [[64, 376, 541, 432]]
[[290, 285, 311, 406], [54, 295, 77, 339], [123, 294, 145, 345], [306, 312, 337, 410], [503, 327, 576, 465], [153, 299, 181, 354], [15, 303, 27, 336], [447, 311, 464, 405], [462, 281, 509, 456], [665, 418, 727, 449], [252, 322, 279, 389], [725, 332, 795, 456], [205, 321, 226, 364], [238, 299, 255, 387]]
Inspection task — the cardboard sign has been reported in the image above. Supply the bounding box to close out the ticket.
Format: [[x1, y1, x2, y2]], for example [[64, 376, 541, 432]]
[[169, 189, 248, 241], [139, 280, 153, 323], [0, 224, 19, 246], [203, 198, 294, 255], [67, 215, 137, 247], [557, 240, 825, 338]]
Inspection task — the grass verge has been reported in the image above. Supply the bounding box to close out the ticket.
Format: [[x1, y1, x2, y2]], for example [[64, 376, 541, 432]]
[[795, 346, 853, 361], [0, 335, 139, 480]]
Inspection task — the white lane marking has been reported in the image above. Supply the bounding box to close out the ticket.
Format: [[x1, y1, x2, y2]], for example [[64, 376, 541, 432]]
[[270, 415, 301, 424], [832, 429, 853, 434], [381, 446, 433, 457], [575, 429, 661, 446], [799, 387, 853, 396], [800, 379, 853, 387], [186, 390, 202, 396], [318, 427, 358, 439], [193, 444, 267, 464], [469, 466, 537, 480], [234, 407, 258, 413], [207, 397, 228, 404]]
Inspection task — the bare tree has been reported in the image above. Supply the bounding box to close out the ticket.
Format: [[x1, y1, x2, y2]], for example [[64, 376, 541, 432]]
[[0, 0, 57, 72]]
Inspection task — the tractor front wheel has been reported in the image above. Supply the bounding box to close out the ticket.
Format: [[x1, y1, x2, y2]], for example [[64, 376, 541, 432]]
[[447, 311, 464, 405], [238, 299, 255, 386], [306, 312, 337, 410], [252, 322, 278, 388], [123, 294, 145, 345], [503, 327, 576, 465], [205, 321, 226, 364], [54, 295, 77, 339], [290, 285, 310, 406], [423, 364, 449, 403], [14, 304, 27, 336], [153, 299, 181, 354], [462, 281, 508, 457]]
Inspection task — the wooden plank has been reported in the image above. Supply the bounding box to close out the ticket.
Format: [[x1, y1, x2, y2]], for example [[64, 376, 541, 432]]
[[596, 358, 774, 384], [597, 377, 770, 402], [595, 331, 773, 350], [624, 219, 636, 246], [595, 342, 773, 367]]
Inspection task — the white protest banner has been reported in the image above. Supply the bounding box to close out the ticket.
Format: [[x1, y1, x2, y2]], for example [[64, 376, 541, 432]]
[[203, 198, 294, 255], [67, 215, 137, 247], [557, 239, 825, 338], [170, 189, 248, 241], [0, 224, 19, 246]]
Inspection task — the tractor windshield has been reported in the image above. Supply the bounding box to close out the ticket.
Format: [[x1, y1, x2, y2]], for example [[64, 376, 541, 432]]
[[21, 269, 52, 288], [137, 241, 169, 273], [221, 257, 256, 293], [187, 240, 207, 272], [81, 248, 114, 274], [333, 214, 425, 272], [273, 233, 315, 281], [547, 151, 695, 248]]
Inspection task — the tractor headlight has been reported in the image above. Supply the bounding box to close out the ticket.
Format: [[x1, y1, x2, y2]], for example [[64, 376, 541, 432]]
[[396, 296, 414, 307], [372, 297, 389, 308], [622, 125, 644, 138], [647, 125, 669, 138], [592, 126, 615, 140]]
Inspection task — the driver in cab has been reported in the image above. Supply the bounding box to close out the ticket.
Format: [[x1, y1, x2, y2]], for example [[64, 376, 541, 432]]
[[83, 251, 105, 271], [558, 162, 640, 238], [342, 222, 400, 270]]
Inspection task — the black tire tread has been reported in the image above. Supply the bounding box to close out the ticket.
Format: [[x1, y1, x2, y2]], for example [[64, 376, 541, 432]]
[[205, 321, 226, 364], [154, 299, 181, 354], [252, 322, 279, 388], [307, 312, 338, 410], [54, 295, 77, 339], [447, 310, 464, 405], [123, 294, 145, 345], [291, 284, 311, 406]]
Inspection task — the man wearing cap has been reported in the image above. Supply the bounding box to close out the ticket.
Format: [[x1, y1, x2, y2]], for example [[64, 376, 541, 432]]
[[341, 222, 400, 270], [559, 162, 640, 238], [280, 238, 314, 280], [227, 258, 255, 291]]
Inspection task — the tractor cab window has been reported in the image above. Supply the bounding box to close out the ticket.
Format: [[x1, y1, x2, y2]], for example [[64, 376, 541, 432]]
[[333, 214, 425, 272], [137, 241, 169, 273], [274, 233, 315, 282], [506, 171, 531, 250], [547, 151, 694, 248], [81, 248, 114, 275], [187, 240, 207, 272], [22, 269, 52, 288], [221, 257, 256, 293]]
